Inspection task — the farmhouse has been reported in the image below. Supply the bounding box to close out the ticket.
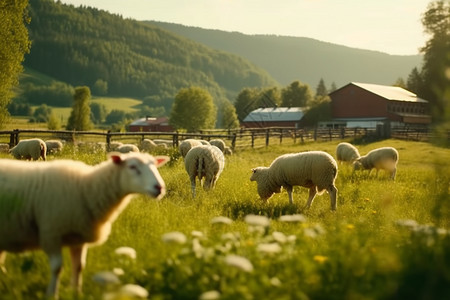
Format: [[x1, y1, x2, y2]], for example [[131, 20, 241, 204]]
[[329, 82, 431, 128], [241, 107, 305, 128], [128, 116, 173, 132]]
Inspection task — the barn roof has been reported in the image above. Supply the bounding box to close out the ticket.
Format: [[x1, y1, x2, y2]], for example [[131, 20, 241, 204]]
[[243, 107, 304, 122], [130, 116, 169, 126], [333, 82, 428, 103]]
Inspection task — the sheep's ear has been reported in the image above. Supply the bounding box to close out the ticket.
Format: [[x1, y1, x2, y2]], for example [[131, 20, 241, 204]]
[[251, 168, 256, 173], [109, 152, 123, 165], [154, 155, 170, 168]]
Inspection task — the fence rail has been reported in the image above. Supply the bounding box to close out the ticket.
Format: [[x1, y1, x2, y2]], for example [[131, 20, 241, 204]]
[[0, 126, 444, 151]]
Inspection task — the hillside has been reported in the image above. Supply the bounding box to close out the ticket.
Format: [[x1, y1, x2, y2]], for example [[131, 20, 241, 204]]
[[23, 0, 277, 106], [148, 21, 423, 88]]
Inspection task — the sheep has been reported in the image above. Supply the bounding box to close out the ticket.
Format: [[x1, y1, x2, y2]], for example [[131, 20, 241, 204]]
[[250, 151, 338, 210], [179, 139, 203, 158], [45, 139, 64, 154], [336, 142, 360, 164], [117, 143, 140, 153], [353, 146, 399, 180], [9, 138, 47, 161], [108, 141, 123, 152], [0, 143, 9, 153], [209, 139, 226, 152], [224, 146, 233, 156], [139, 138, 157, 152], [184, 145, 225, 198], [0, 152, 170, 299]]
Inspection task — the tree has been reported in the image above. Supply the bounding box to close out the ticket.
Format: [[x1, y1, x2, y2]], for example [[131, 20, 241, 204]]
[[315, 78, 328, 97], [406, 67, 423, 94], [90, 102, 108, 124], [170, 87, 216, 132], [419, 0, 450, 123], [66, 86, 93, 130], [234, 88, 260, 121], [301, 96, 332, 127], [47, 113, 61, 130], [92, 79, 108, 95], [105, 109, 127, 124], [33, 104, 52, 122], [0, 0, 31, 128], [281, 81, 313, 107], [393, 78, 407, 89], [220, 100, 240, 129]]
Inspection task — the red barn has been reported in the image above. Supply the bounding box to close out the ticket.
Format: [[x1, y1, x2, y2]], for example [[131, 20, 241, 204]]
[[329, 82, 431, 128], [128, 116, 173, 132]]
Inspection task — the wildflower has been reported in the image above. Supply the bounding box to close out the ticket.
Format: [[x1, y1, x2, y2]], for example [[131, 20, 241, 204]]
[[313, 255, 329, 264], [191, 230, 204, 238], [192, 238, 204, 258], [244, 214, 270, 227], [279, 214, 306, 223], [304, 224, 326, 238], [112, 268, 124, 276], [346, 224, 355, 230], [211, 216, 233, 225], [272, 231, 287, 243], [114, 246, 137, 260], [162, 231, 187, 245], [199, 290, 221, 300], [118, 284, 148, 298], [225, 254, 254, 272], [92, 271, 120, 286], [257, 242, 282, 254], [395, 219, 418, 230], [270, 277, 282, 287]]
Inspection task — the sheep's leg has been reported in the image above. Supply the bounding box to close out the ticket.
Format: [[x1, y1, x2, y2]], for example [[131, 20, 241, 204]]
[[46, 250, 63, 299], [285, 185, 293, 204], [328, 185, 338, 211], [305, 187, 317, 209], [69, 244, 87, 294], [391, 167, 397, 180], [190, 177, 196, 198]]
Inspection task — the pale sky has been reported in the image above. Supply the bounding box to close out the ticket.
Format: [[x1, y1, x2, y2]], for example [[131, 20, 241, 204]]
[[59, 0, 432, 55]]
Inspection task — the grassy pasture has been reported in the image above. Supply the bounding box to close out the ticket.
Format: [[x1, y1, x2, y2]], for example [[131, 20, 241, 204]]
[[0, 139, 449, 299]]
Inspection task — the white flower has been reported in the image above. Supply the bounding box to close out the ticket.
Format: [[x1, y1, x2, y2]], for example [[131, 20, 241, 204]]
[[225, 254, 254, 272], [118, 284, 148, 298], [257, 242, 282, 254], [191, 230, 204, 238], [272, 231, 287, 243], [112, 268, 124, 276], [244, 214, 270, 227], [395, 219, 418, 229], [199, 290, 221, 300], [114, 246, 136, 260], [92, 271, 121, 286], [270, 277, 282, 287], [279, 214, 307, 223], [211, 216, 233, 225], [162, 231, 187, 244]]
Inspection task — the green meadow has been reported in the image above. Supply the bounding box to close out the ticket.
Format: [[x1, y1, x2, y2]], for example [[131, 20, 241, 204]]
[[0, 139, 449, 299]]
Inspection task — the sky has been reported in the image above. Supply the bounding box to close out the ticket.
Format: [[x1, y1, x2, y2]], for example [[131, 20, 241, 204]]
[[59, 0, 433, 56]]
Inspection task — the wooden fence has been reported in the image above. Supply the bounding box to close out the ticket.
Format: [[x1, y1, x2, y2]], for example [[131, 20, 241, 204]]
[[0, 126, 442, 151]]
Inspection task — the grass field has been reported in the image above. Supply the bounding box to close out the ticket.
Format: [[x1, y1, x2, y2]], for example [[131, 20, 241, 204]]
[[0, 139, 449, 299]]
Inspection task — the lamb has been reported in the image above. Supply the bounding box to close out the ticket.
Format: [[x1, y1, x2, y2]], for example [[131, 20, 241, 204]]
[[9, 138, 47, 161], [353, 146, 399, 180], [179, 139, 203, 158], [45, 139, 64, 154], [184, 145, 225, 198], [0, 152, 170, 299], [250, 151, 338, 210], [117, 143, 140, 153], [209, 139, 226, 152], [336, 142, 360, 164]]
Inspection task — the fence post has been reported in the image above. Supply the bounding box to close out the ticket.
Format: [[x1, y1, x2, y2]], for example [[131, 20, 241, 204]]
[[279, 129, 283, 144], [251, 132, 255, 148], [313, 127, 318, 141], [106, 130, 111, 150], [265, 129, 270, 147], [173, 132, 179, 148], [231, 133, 237, 149]]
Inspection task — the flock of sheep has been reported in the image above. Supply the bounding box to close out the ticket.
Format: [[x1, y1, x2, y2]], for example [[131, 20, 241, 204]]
[[0, 137, 398, 299]]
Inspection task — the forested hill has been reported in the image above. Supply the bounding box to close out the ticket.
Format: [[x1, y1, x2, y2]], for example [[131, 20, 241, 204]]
[[24, 0, 277, 104], [148, 21, 423, 88]]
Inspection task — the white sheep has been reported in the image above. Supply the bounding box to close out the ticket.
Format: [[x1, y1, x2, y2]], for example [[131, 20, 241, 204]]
[[184, 145, 225, 198], [117, 143, 140, 153], [353, 146, 399, 180], [108, 141, 123, 152], [9, 138, 47, 161], [0, 152, 170, 299], [0, 143, 9, 153], [45, 139, 64, 154], [139, 138, 157, 152], [250, 151, 338, 210], [224, 146, 233, 156], [209, 139, 226, 152], [179, 139, 203, 158], [336, 142, 360, 164]]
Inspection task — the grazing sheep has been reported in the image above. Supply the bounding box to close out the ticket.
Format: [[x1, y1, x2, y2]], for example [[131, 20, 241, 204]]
[[336, 142, 360, 164], [9, 138, 47, 161], [139, 138, 157, 152], [0, 143, 9, 153], [198, 140, 211, 145], [108, 141, 123, 152], [117, 143, 140, 153], [0, 152, 170, 299], [184, 145, 225, 198], [209, 139, 226, 152], [179, 139, 203, 158], [224, 146, 233, 156], [250, 151, 338, 210], [353, 147, 399, 180], [45, 139, 64, 154]]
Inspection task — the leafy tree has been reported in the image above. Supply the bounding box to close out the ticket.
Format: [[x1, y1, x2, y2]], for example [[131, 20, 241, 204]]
[[315, 78, 328, 97], [33, 104, 52, 122], [0, 0, 31, 128], [8, 102, 32, 116], [234, 88, 260, 121], [170, 87, 216, 132], [406, 67, 423, 94], [21, 82, 74, 106], [393, 78, 407, 89], [220, 100, 240, 129], [281, 81, 313, 107], [419, 0, 450, 123], [105, 109, 127, 124], [301, 96, 332, 126], [66, 86, 93, 130], [90, 102, 108, 124], [92, 79, 108, 95], [47, 112, 61, 130], [257, 87, 281, 108]]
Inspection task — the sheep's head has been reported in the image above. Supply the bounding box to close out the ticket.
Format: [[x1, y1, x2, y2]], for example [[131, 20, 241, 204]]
[[353, 159, 363, 171], [250, 167, 274, 200], [110, 152, 170, 199]]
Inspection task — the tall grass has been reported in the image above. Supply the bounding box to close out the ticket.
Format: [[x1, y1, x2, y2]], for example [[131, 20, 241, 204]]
[[0, 139, 449, 299]]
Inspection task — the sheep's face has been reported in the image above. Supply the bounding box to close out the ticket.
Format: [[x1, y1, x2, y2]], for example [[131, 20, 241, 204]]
[[250, 167, 266, 181], [112, 153, 170, 199], [250, 167, 274, 200], [353, 160, 363, 171]]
